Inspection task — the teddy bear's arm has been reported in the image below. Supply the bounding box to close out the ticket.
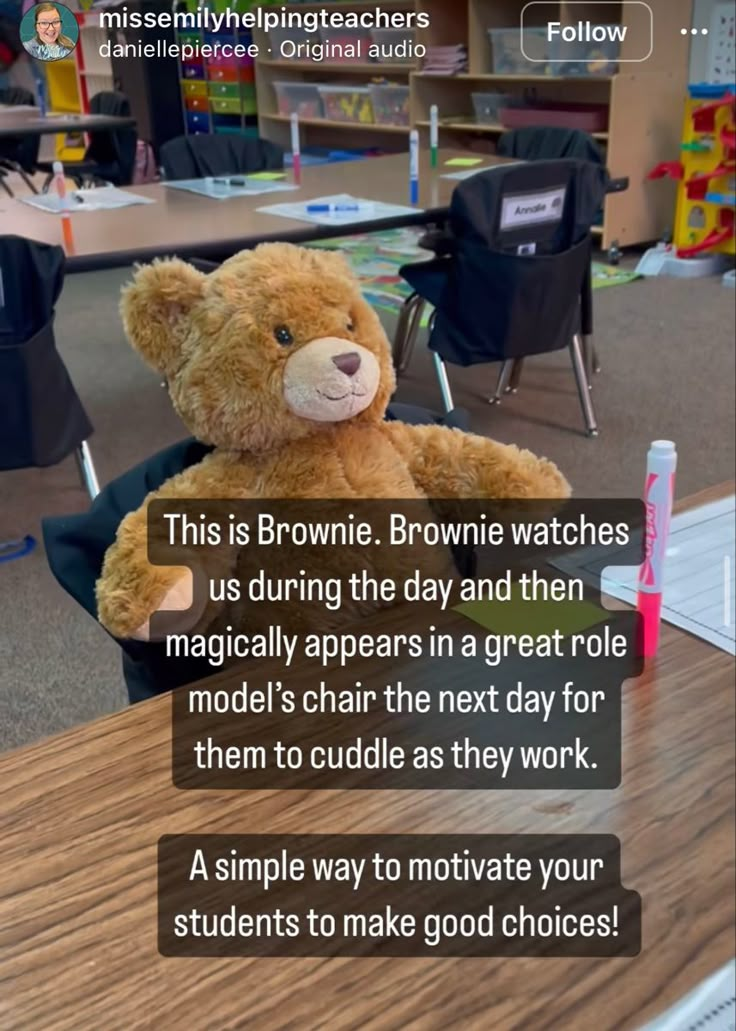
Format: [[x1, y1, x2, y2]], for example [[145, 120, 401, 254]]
[[382, 423, 571, 499], [96, 453, 254, 640]]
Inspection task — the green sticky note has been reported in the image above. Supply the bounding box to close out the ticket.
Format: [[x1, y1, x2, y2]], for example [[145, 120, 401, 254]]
[[445, 157, 484, 167], [247, 172, 286, 180], [455, 584, 608, 638]]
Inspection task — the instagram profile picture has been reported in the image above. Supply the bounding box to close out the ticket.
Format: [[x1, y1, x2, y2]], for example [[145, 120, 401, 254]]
[[20, 3, 79, 62]]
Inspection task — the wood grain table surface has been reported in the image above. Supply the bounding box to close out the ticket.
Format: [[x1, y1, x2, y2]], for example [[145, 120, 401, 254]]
[[0, 484, 733, 1031], [0, 149, 511, 272]]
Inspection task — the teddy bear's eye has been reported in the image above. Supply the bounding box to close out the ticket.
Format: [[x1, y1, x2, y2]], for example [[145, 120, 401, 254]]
[[346, 319, 355, 333], [274, 325, 293, 346]]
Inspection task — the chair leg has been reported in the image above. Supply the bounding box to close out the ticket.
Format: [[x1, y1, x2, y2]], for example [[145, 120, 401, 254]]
[[507, 358, 524, 393], [582, 334, 601, 388], [432, 352, 455, 413], [75, 441, 100, 500], [0, 175, 12, 197], [489, 360, 514, 404], [3, 161, 39, 194], [41, 171, 54, 193], [392, 292, 426, 375], [570, 335, 599, 437]]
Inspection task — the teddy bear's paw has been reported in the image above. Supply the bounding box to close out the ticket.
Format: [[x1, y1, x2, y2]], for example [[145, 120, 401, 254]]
[[532, 458, 572, 499], [131, 568, 197, 642]]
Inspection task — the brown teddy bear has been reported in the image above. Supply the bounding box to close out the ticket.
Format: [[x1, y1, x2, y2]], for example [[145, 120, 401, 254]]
[[96, 242, 569, 642]]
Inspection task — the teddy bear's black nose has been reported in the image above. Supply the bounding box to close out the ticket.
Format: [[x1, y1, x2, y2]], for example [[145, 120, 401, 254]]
[[332, 352, 361, 378]]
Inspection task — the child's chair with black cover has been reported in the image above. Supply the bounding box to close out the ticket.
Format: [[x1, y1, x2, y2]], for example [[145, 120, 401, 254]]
[[0, 236, 99, 498], [495, 126, 630, 385], [159, 134, 284, 180], [0, 86, 40, 197], [37, 91, 138, 191], [393, 159, 607, 437]]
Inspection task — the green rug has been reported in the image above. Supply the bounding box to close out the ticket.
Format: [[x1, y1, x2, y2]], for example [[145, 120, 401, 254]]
[[310, 229, 640, 324]]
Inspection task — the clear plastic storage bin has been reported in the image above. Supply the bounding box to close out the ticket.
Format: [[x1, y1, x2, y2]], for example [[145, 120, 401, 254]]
[[488, 27, 551, 74], [370, 27, 417, 64], [472, 91, 513, 124], [552, 28, 620, 75], [370, 83, 410, 126], [319, 26, 371, 63], [273, 81, 323, 119], [317, 85, 374, 124], [268, 26, 319, 59]]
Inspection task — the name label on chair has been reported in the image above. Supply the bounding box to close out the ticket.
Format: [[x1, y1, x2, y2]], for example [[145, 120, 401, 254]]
[[500, 186, 566, 230]]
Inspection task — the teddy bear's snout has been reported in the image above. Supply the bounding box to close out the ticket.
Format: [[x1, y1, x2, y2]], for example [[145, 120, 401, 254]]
[[283, 336, 381, 424], [332, 352, 361, 377]]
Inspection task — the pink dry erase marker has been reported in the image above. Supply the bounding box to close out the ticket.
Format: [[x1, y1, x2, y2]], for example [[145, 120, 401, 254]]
[[637, 440, 677, 658], [290, 113, 301, 185]]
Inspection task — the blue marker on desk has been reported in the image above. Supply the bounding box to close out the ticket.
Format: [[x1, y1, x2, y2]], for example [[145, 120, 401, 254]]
[[306, 203, 363, 213], [409, 129, 419, 205]]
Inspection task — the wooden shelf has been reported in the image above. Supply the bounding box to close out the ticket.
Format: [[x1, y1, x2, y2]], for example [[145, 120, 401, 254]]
[[254, 0, 694, 248], [412, 72, 613, 83], [416, 119, 608, 141], [591, 226, 603, 238], [262, 113, 410, 134], [259, 61, 414, 75]]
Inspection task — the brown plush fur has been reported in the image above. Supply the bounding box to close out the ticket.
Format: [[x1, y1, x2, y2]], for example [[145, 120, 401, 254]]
[[96, 242, 570, 640]]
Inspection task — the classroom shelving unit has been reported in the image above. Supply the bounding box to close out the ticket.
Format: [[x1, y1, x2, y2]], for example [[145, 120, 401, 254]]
[[253, 0, 694, 249], [174, 0, 261, 139], [44, 7, 114, 161], [252, 0, 420, 153]]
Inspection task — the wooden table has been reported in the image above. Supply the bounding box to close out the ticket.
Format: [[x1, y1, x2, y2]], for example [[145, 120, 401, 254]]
[[0, 109, 135, 138], [0, 484, 733, 1031], [0, 149, 508, 272]]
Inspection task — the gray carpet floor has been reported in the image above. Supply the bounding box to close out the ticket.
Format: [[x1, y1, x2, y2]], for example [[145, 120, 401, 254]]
[[1, 262, 734, 752]]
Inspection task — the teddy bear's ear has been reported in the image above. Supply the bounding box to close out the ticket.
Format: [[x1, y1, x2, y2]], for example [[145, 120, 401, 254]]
[[308, 247, 357, 283], [120, 258, 207, 375]]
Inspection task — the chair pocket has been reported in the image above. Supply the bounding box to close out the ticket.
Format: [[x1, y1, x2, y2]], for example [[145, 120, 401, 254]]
[[431, 236, 590, 366]]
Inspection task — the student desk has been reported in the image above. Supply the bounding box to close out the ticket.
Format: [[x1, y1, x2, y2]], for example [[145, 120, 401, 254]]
[[0, 483, 732, 1031], [0, 150, 511, 273], [0, 110, 136, 138]]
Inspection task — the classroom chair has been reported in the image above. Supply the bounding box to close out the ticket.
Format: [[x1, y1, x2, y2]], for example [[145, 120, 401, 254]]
[[42, 404, 470, 704], [393, 159, 608, 437], [159, 134, 284, 180], [495, 127, 631, 382], [0, 236, 99, 499], [0, 86, 40, 197], [37, 91, 137, 191]]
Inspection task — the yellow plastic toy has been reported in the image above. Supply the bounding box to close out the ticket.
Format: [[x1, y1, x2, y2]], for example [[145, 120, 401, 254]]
[[648, 84, 735, 259]]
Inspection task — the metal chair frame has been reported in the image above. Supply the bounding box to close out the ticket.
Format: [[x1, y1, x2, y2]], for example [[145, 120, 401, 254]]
[[393, 292, 601, 438]]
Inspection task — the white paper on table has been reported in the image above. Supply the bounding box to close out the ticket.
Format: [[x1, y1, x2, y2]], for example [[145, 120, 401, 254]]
[[163, 177, 299, 199], [637, 959, 735, 1030], [552, 496, 736, 655], [21, 187, 155, 213], [256, 194, 422, 226]]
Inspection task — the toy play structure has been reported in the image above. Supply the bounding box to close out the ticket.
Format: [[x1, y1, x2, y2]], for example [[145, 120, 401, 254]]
[[640, 84, 735, 276]]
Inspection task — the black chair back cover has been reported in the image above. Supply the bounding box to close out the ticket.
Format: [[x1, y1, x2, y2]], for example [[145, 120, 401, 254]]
[[496, 126, 606, 166], [84, 91, 138, 185], [0, 236, 92, 470], [0, 85, 41, 173], [160, 134, 284, 180], [402, 159, 607, 366]]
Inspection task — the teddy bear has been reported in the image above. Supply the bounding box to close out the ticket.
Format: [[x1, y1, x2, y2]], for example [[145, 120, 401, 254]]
[[96, 242, 569, 642]]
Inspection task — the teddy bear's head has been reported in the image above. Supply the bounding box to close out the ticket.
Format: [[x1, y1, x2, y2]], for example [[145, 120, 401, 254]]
[[121, 243, 396, 452]]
